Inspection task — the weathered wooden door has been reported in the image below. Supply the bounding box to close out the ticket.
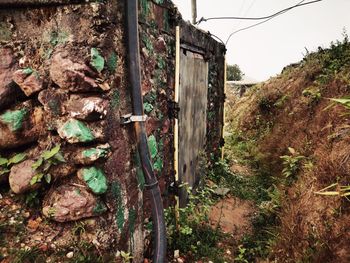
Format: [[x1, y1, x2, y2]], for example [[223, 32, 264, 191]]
[[178, 49, 208, 206]]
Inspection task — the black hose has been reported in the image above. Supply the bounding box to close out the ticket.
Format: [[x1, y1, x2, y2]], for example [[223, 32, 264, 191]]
[[126, 0, 167, 262]]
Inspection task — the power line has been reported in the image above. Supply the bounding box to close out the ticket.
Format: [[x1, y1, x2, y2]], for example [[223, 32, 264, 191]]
[[196, 0, 322, 24], [225, 0, 318, 45]]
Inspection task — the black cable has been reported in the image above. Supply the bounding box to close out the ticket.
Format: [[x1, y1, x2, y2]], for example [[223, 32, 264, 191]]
[[196, 0, 322, 24], [225, 0, 316, 44]]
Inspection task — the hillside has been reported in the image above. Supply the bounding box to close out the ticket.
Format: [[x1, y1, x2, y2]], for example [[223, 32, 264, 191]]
[[225, 36, 350, 262]]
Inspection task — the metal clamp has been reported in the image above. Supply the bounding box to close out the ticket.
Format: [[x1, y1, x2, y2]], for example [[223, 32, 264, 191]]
[[121, 113, 147, 124]]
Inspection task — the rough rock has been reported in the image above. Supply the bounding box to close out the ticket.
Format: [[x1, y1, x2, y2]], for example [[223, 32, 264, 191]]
[[49, 163, 76, 180], [73, 143, 111, 165], [57, 118, 105, 144], [50, 50, 100, 92], [42, 184, 107, 222], [0, 106, 45, 149], [66, 95, 108, 120], [12, 69, 43, 96], [0, 48, 24, 111], [77, 167, 108, 194], [9, 160, 39, 194], [38, 88, 68, 116], [155, 37, 167, 53]]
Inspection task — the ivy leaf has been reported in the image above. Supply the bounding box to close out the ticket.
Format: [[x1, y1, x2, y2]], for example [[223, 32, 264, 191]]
[[0, 157, 8, 166], [30, 173, 44, 185], [7, 153, 26, 166], [0, 168, 10, 175], [32, 157, 43, 170], [91, 48, 105, 73], [42, 145, 60, 160], [44, 174, 52, 184], [54, 152, 66, 163]]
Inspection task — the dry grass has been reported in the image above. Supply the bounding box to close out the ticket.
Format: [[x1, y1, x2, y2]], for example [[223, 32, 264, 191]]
[[226, 40, 350, 262]]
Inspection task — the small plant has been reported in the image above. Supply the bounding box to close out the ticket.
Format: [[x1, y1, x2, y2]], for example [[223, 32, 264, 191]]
[[234, 245, 249, 263], [120, 251, 133, 263], [302, 86, 321, 104], [280, 147, 305, 180], [30, 144, 65, 185], [0, 152, 26, 176]]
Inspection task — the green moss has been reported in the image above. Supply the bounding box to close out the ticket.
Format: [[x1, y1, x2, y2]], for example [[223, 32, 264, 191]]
[[111, 89, 120, 109], [111, 181, 125, 230], [139, 0, 150, 18], [128, 208, 137, 234], [93, 201, 107, 214], [0, 109, 28, 131], [82, 167, 108, 194], [107, 51, 118, 72], [61, 119, 95, 142]]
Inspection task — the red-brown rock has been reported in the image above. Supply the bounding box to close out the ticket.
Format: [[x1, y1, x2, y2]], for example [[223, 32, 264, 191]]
[[50, 50, 99, 92], [66, 95, 108, 121], [42, 184, 107, 222], [12, 69, 43, 96], [9, 160, 40, 194]]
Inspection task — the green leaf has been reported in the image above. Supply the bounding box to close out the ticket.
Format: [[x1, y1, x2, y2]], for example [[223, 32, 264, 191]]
[[7, 153, 26, 166], [42, 145, 60, 160], [0, 168, 10, 175], [44, 174, 52, 184], [32, 157, 43, 170], [54, 152, 66, 163], [90, 48, 105, 73], [0, 157, 8, 166], [30, 173, 44, 185]]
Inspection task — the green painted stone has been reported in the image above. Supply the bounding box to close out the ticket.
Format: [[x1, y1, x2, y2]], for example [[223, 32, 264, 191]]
[[90, 48, 105, 73], [147, 135, 158, 159], [83, 147, 108, 159], [144, 102, 153, 113], [107, 51, 118, 72], [60, 119, 95, 143], [0, 109, 27, 131], [82, 167, 108, 194], [128, 208, 136, 234], [154, 157, 163, 172]]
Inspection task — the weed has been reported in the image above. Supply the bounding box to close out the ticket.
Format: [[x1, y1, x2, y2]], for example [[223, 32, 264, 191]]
[[280, 147, 305, 182], [165, 182, 225, 261], [120, 251, 133, 263], [302, 86, 321, 105], [30, 144, 65, 185], [0, 152, 26, 176], [10, 247, 45, 263]]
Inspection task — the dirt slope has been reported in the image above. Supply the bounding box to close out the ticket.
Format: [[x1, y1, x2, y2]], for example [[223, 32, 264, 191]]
[[226, 37, 350, 262]]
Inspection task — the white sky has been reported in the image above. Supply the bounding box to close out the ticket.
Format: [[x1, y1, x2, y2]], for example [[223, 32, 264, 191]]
[[172, 0, 350, 81]]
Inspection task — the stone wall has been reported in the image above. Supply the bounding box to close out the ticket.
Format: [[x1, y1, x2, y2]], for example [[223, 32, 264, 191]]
[[0, 0, 225, 261]]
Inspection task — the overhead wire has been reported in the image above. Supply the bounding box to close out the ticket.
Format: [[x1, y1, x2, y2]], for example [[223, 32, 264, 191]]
[[225, 0, 315, 44], [196, 0, 322, 24]]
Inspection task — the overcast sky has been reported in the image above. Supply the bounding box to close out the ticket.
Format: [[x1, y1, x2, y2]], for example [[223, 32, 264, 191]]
[[172, 0, 350, 81]]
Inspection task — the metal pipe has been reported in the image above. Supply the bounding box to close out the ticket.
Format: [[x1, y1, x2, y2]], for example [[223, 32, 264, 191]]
[[126, 0, 167, 262], [191, 0, 197, 24]]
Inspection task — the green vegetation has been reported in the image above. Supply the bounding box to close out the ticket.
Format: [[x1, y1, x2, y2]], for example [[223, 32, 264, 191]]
[[30, 144, 65, 185], [0, 153, 26, 176], [166, 183, 226, 262], [280, 147, 305, 182], [226, 64, 244, 81]]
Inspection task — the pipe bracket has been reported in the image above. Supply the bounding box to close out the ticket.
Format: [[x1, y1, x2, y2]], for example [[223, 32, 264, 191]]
[[121, 113, 147, 124]]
